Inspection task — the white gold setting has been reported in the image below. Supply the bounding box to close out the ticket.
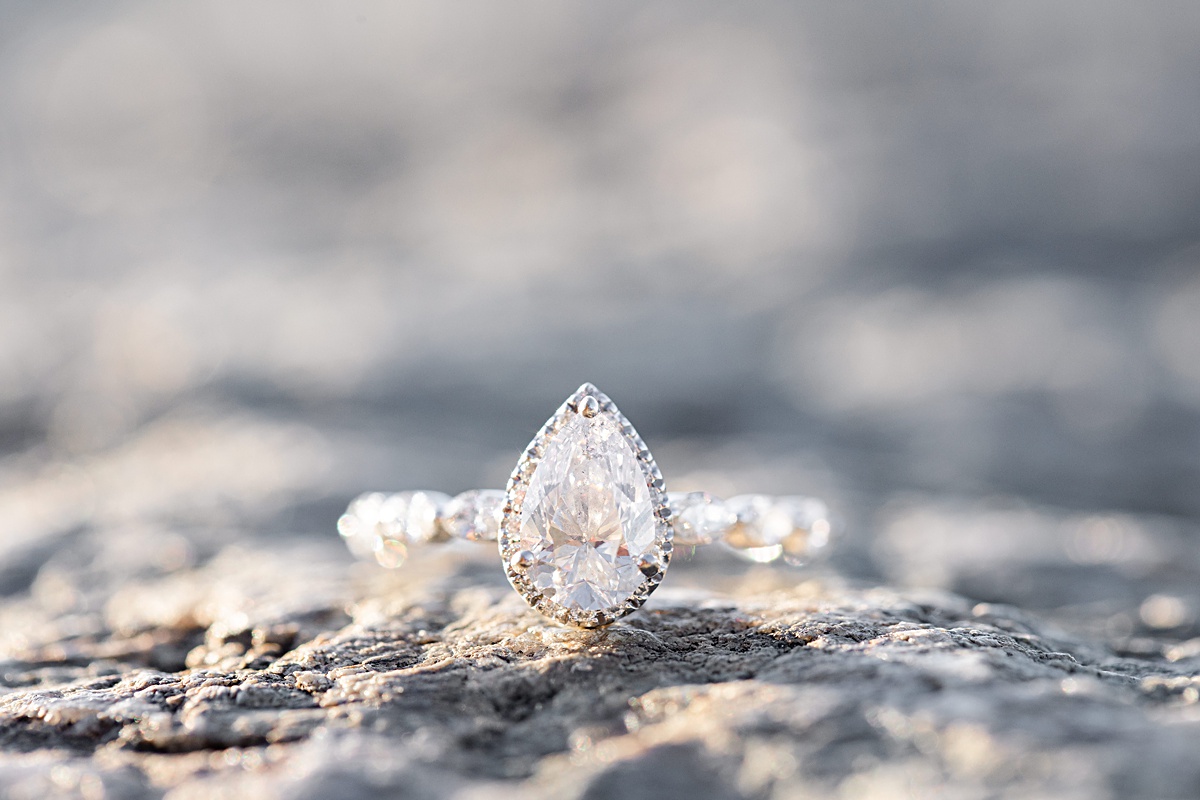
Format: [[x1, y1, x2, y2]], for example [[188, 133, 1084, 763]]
[[338, 382, 836, 629]]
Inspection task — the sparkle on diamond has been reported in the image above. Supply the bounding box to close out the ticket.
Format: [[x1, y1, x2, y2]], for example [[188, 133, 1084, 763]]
[[518, 410, 657, 612]]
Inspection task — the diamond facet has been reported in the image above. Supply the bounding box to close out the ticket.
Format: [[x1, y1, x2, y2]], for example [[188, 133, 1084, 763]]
[[501, 384, 672, 627]]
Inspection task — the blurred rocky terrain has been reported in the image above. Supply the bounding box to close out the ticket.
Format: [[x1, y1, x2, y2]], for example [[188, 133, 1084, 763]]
[[2, 2, 1200, 798]]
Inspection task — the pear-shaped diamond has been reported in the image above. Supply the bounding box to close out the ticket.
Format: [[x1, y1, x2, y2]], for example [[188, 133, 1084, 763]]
[[500, 383, 672, 627]]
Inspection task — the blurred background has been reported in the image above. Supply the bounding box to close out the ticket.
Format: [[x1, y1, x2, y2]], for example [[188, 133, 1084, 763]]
[[1, 2, 1199, 650]]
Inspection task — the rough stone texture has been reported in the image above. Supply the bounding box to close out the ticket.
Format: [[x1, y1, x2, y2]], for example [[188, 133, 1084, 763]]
[[3, 515, 1200, 800]]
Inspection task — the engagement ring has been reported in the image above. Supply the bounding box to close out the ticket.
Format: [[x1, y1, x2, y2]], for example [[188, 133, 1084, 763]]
[[338, 383, 834, 628]]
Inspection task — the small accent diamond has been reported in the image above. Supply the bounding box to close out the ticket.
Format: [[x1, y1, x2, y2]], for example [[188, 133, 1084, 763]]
[[668, 491, 736, 546], [441, 490, 505, 542], [337, 492, 387, 560], [336, 490, 451, 568], [723, 494, 832, 565]]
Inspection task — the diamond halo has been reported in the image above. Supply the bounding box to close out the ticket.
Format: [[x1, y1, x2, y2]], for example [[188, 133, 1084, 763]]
[[499, 382, 674, 628]]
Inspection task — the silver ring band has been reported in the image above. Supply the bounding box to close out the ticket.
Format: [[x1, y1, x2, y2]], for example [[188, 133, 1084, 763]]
[[339, 489, 833, 566]]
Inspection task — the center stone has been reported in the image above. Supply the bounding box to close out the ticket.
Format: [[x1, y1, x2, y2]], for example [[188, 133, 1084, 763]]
[[518, 410, 657, 612]]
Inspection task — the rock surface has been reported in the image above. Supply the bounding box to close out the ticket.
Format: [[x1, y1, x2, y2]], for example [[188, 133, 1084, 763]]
[[3, 529, 1200, 800]]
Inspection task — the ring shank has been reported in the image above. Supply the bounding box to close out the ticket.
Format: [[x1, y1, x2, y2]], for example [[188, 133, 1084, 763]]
[[338, 489, 834, 570]]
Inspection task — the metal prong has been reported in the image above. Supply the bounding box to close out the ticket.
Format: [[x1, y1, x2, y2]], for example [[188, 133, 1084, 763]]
[[510, 550, 535, 571], [579, 395, 600, 418], [637, 553, 661, 577]]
